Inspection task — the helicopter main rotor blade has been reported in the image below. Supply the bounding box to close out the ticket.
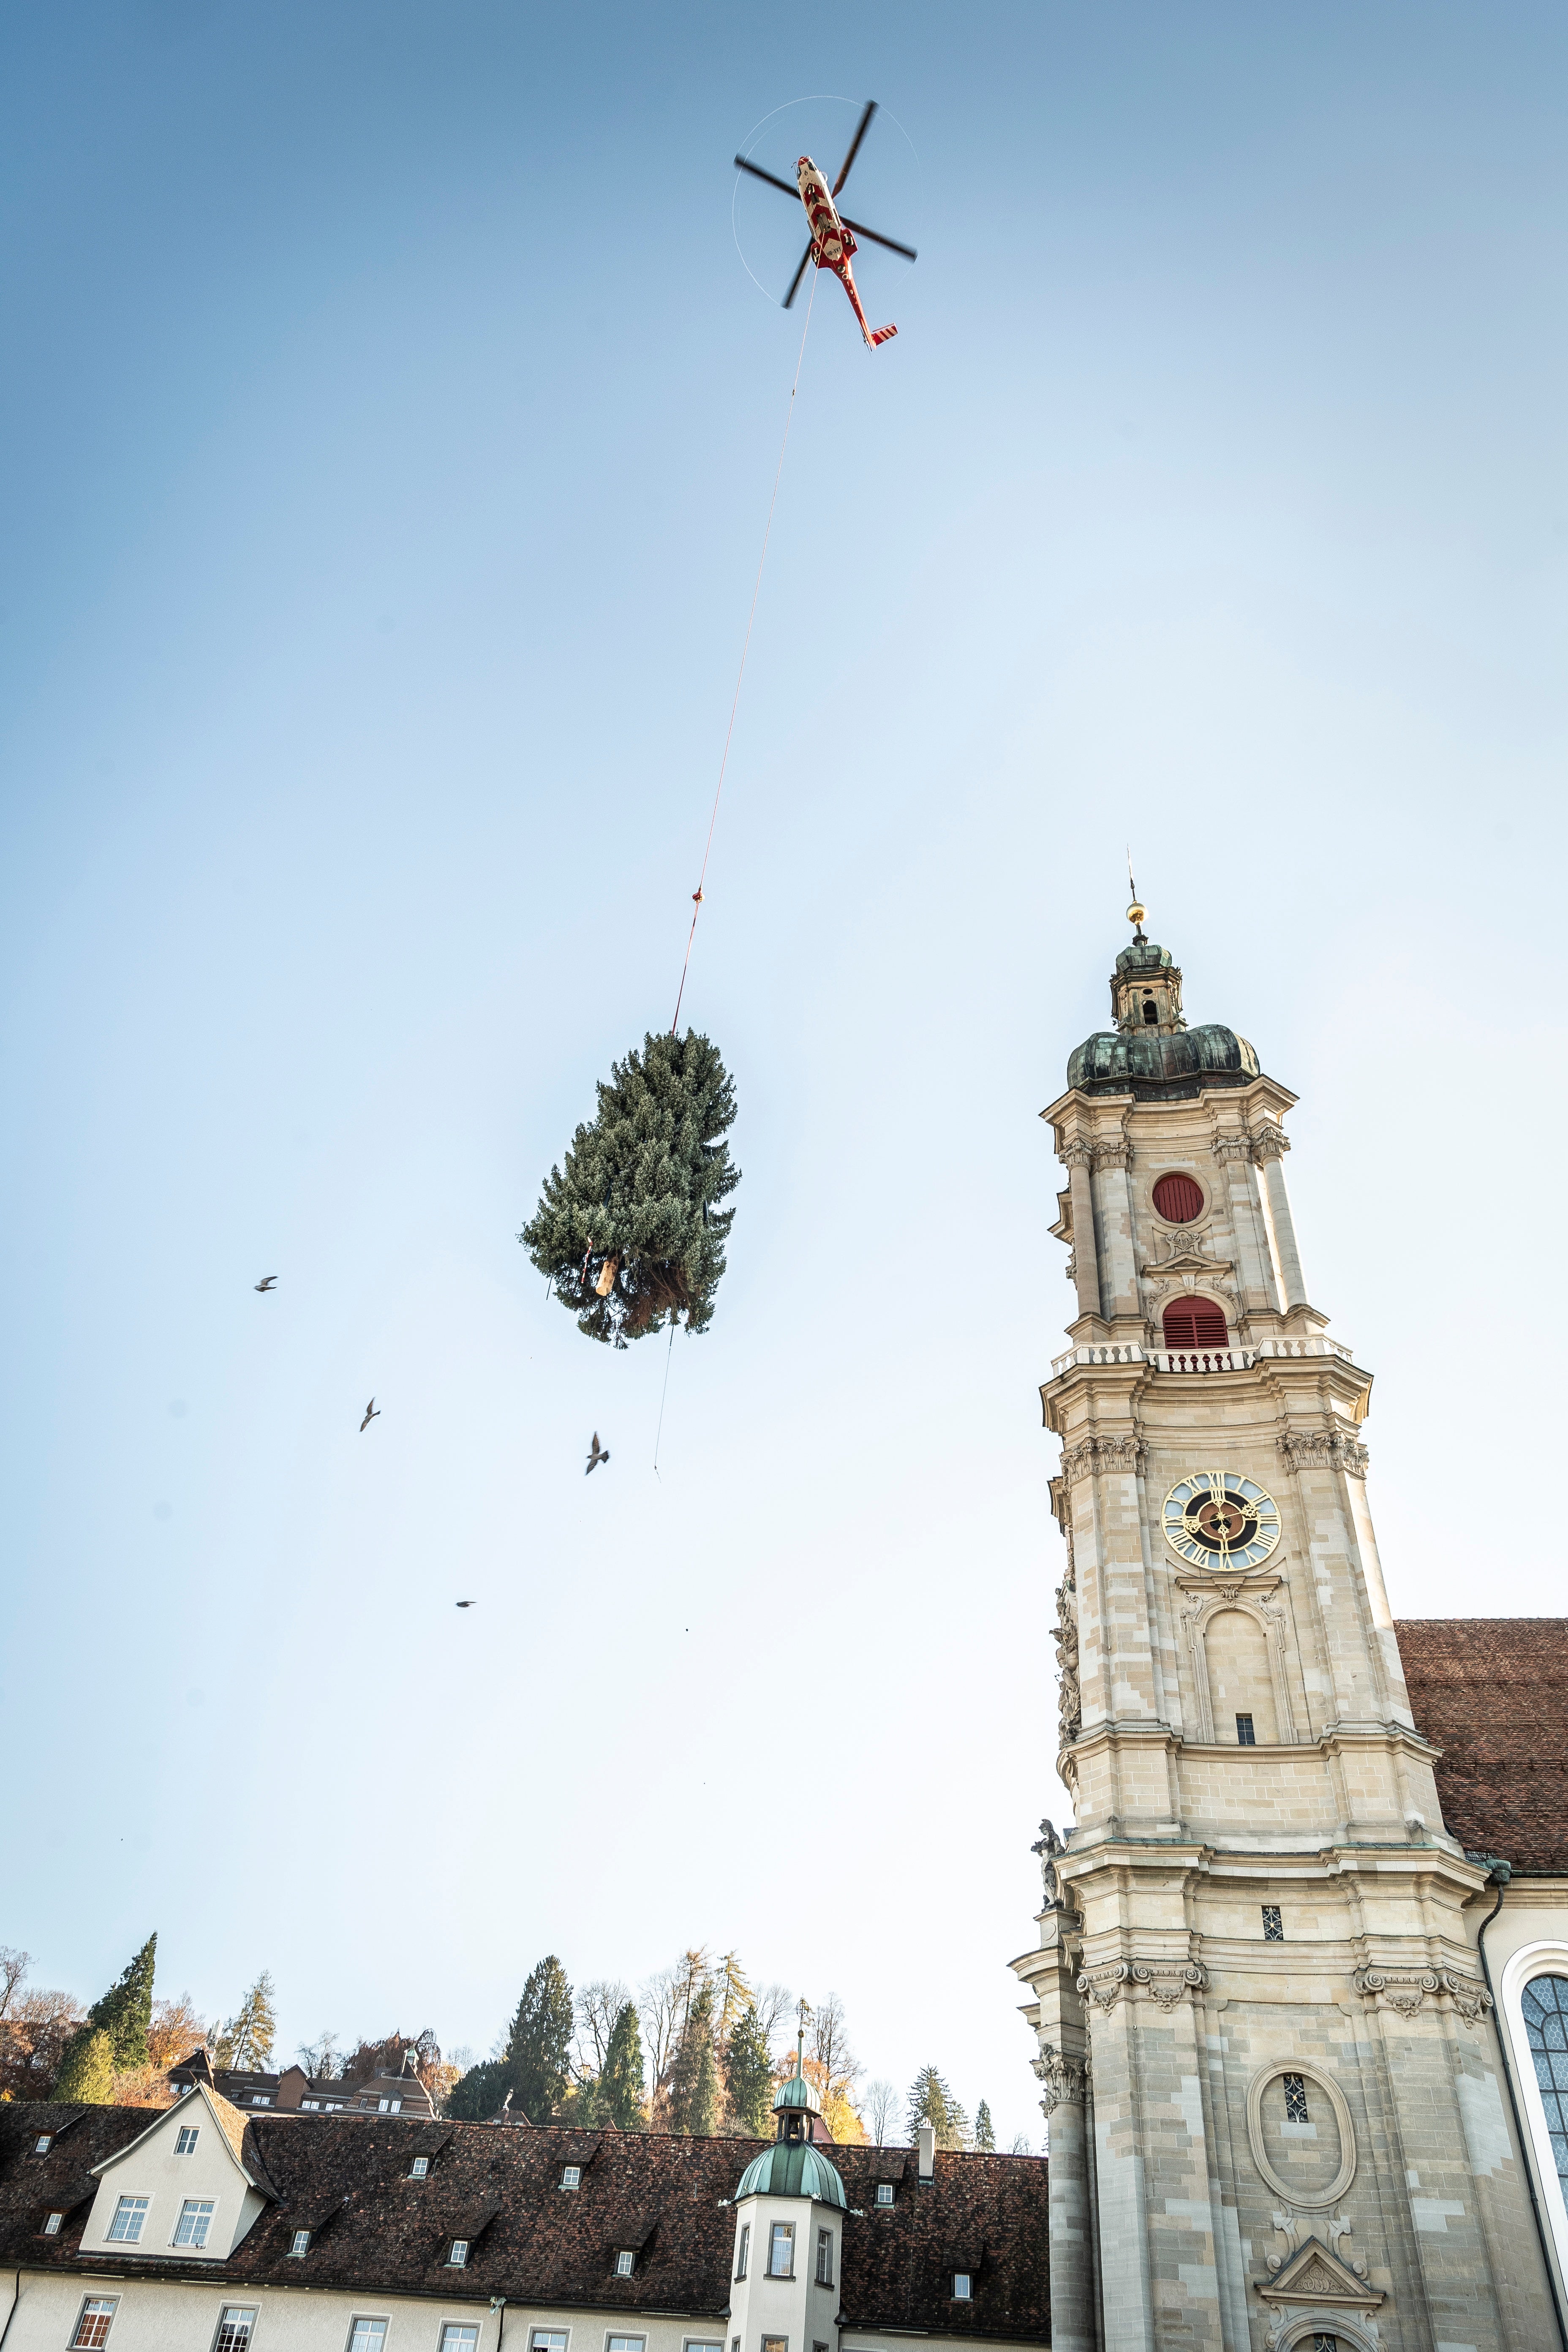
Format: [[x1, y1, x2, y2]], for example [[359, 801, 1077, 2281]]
[[833, 99, 877, 195], [838, 213, 917, 262], [734, 155, 801, 202], [782, 242, 814, 309]]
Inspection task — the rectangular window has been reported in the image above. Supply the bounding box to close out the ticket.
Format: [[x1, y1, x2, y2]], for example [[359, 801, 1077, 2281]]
[[875, 2181, 894, 2207], [1282, 2074, 1310, 2125], [607, 2337, 646, 2352], [1236, 1713, 1256, 1745], [448, 2239, 469, 2267], [302, 2099, 320, 2110], [735, 2221, 750, 2279], [816, 2230, 833, 2286], [378, 2099, 391, 2113], [289, 2229, 311, 2257], [440, 2332, 481, 2352], [34, 2134, 53, 2155], [410, 2156, 430, 2178], [389, 2098, 402, 2112], [175, 2126, 200, 2156], [215, 2310, 258, 2352], [106, 2196, 149, 2244], [531, 2333, 569, 2352], [347, 2325, 389, 2352], [561, 2164, 582, 2189], [250, 2096, 271, 2107], [684, 2341, 724, 2352], [72, 2301, 118, 2349], [1262, 1906, 1284, 1942], [761, 2336, 788, 2352], [768, 2220, 795, 2278], [43, 2212, 64, 2236], [614, 2249, 636, 2277], [953, 2275, 972, 2302], [173, 2199, 215, 2249]]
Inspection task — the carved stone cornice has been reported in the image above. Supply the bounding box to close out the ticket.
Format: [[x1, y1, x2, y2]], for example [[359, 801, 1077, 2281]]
[[1173, 1568, 1280, 1602], [1075, 1960, 1207, 2014], [1210, 1132, 1253, 1165], [1277, 1429, 1369, 1478], [1032, 2043, 1089, 2111], [1061, 1433, 1147, 1486], [1350, 1963, 1492, 2026], [1250, 1124, 1290, 1165], [1091, 1138, 1134, 1173]]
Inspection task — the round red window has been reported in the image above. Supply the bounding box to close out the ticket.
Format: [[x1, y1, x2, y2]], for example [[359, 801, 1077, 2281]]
[[1152, 1172, 1204, 1224]]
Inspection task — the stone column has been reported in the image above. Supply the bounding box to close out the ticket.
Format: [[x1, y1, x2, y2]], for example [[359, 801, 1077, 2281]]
[[1036, 2046, 1094, 2352], [1092, 1139, 1140, 1324], [1212, 1132, 1281, 1312], [1061, 1138, 1102, 1324], [1253, 1125, 1308, 1308]]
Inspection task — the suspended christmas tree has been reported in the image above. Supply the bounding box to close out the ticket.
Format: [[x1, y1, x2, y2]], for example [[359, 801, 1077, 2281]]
[[521, 1029, 739, 1345]]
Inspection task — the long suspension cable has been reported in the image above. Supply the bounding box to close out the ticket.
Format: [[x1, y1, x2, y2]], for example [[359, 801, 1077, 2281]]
[[670, 266, 819, 1034]]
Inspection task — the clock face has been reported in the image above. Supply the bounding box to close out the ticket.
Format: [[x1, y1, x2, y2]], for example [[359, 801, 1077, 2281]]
[[1162, 1472, 1281, 1570]]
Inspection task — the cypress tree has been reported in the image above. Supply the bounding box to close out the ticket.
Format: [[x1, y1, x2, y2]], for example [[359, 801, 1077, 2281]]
[[87, 1935, 158, 2069], [54, 2027, 115, 2104], [667, 1983, 719, 2135], [974, 2099, 995, 2151], [520, 1031, 739, 1345], [596, 2002, 646, 2129], [723, 2003, 774, 2138], [906, 2064, 969, 2151], [505, 1956, 574, 2123]]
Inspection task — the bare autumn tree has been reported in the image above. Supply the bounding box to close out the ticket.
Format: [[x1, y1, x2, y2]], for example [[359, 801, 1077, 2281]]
[[0, 1954, 84, 2103], [753, 1982, 794, 2052], [711, 1953, 754, 2048], [810, 1993, 859, 2095], [0, 1948, 30, 2020], [864, 2079, 901, 2145], [147, 1995, 208, 2074], [640, 1949, 710, 2121], [575, 1980, 632, 2078]]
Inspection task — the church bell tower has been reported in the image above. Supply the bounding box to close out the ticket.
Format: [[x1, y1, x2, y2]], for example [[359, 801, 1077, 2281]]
[[1011, 904, 1556, 2352]]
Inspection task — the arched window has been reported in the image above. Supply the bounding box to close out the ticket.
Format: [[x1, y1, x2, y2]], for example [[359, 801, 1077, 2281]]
[[1142, 997, 1159, 1024], [1163, 1297, 1228, 1349], [1152, 1172, 1203, 1223], [1522, 1975, 1568, 2204]]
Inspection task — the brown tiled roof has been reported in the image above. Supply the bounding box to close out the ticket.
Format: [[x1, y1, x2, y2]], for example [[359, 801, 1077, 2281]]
[[0, 2108, 1051, 2341], [1397, 1617, 1568, 1875]]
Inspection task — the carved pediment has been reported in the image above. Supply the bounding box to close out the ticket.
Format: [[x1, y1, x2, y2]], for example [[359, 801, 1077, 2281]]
[[1255, 2235, 1384, 2311], [1141, 1228, 1232, 1279]]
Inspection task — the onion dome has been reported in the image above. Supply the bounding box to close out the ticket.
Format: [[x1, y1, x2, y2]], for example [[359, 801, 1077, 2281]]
[[1067, 902, 1259, 1102], [733, 2046, 847, 2210]]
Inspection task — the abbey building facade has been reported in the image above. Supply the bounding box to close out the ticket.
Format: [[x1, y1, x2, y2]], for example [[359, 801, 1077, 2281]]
[[1012, 916, 1568, 2352]]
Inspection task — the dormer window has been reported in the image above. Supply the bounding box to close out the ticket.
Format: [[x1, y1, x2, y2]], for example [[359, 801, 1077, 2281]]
[[561, 2164, 581, 2189], [175, 2126, 199, 2155], [42, 2211, 64, 2235], [614, 2249, 636, 2278], [289, 2229, 311, 2257], [250, 2096, 271, 2107], [172, 2199, 215, 2249], [302, 2099, 320, 2110], [33, 2134, 52, 2156], [107, 2196, 149, 2243], [447, 2238, 469, 2267], [768, 2221, 795, 2278], [875, 2182, 895, 2207], [953, 2273, 972, 2301], [410, 2157, 430, 2179]]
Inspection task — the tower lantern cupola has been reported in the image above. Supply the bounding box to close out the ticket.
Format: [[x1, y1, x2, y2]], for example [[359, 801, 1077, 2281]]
[[732, 2037, 847, 2207]]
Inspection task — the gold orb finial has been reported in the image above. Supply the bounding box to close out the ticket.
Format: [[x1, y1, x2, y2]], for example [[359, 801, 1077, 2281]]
[[1127, 898, 1146, 931]]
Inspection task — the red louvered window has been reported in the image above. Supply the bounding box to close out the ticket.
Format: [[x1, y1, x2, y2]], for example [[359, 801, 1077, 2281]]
[[1163, 1298, 1228, 1349], [1152, 1172, 1204, 1224]]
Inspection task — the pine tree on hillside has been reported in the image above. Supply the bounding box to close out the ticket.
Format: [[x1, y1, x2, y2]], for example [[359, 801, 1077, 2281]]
[[88, 1935, 158, 2069], [974, 2099, 995, 2151], [446, 2056, 510, 2122], [723, 2004, 775, 2139], [596, 2003, 646, 2130], [506, 1956, 574, 2123], [906, 2064, 969, 2151], [520, 1031, 740, 1345], [54, 2027, 115, 2104], [667, 1983, 719, 2136], [215, 1972, 277, 2072]]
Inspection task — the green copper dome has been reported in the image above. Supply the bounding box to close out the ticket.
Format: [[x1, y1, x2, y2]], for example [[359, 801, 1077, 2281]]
[[734, 2138, 847, 2209], [1113, 938, 1173, 977], [1067, 1021, 1259, 1100], [774, 2070, 817, 2112]]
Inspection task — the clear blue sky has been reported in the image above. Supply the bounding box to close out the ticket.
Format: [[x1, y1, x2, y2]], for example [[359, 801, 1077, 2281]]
[[4, 1, 1566, 2148]]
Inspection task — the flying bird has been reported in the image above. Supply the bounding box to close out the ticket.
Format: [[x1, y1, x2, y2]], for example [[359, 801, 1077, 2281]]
[[360, 1398, 380, 1432], [455, 1600, 474, 1609], [585, 1432, 610, 1475], [254, 1275, 278, 1292]]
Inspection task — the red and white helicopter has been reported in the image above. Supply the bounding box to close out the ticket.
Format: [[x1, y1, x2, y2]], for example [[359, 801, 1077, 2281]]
[[734, 100, 916, 349]]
